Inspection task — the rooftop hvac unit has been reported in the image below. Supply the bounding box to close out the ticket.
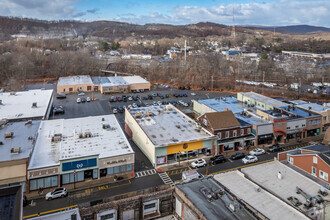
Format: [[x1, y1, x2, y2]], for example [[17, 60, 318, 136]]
[[52, 133, 62, 142], [85, 131, 92, 138], [147, 111, 152, 116], [176, 124, 181, 128], [10, 92, 16, 95], [0, 141, 3, 145], [165, 105, 171, 111], [5, 132, 14, 138], [11, 147, 21, 153], [103, 124, 110, 129], [32, 102, 37, 108]]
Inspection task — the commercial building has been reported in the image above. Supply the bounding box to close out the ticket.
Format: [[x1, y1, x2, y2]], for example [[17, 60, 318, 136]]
[[290, 100, 330, 132], [193, 96, 244, 115], [282, 51, 330, 60], [278, 144, 330, 184], [0, 89, 53, 121], [92, 76, 129, 94], [125, 105, 214, 168], [122, 76, 151, 92], [174, 177, 256, 220], [198, 111, 255, 154], [27, 115, 134, 193], [240, 161, 330, 219], [0, 120, 41, 192], [214, 171, 309, 220], [0, 185, 23, 220], [237, 91, 289, 110], [57, 75, 93, 94]]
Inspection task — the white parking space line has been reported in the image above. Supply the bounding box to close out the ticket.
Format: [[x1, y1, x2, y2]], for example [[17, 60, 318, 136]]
[[228, 159, 234, 163]]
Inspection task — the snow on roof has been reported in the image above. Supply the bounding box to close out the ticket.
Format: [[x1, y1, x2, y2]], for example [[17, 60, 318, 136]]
[[214, 171, 309, 220], [122, 75, 149, 84], [57, 75, 93, 86], [0, 89, 53, 121], [239, 92, 289, 108], [129, 105, 213, 147], [197, 97, 245, 114], [28, 115, 134, 170], [235, 112, 270, 125], [241, 161, 330, 212], [0, 120, 41, 162], [103, 76, 129, 87], [297, 102, 330, 113]]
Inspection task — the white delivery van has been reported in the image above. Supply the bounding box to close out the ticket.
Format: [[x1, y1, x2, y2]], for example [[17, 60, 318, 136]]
[[182, 170, 204, 182]]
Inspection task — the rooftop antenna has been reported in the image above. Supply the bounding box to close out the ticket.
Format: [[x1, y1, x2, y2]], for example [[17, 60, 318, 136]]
[[231, 6, 236, 39]]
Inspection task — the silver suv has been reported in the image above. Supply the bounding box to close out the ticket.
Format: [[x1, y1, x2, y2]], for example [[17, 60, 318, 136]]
[[46, 188, 67, 200]]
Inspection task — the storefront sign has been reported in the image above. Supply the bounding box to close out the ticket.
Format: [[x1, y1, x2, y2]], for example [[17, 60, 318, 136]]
[[62, 158, 97, 172]]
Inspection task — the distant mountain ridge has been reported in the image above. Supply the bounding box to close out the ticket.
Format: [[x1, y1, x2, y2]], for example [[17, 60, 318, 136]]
[[238, 25, 330, 34]]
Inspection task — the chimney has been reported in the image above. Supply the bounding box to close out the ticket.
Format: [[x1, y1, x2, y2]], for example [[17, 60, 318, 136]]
[[277, 171, 283, 180], [225, 107, 228, 111]]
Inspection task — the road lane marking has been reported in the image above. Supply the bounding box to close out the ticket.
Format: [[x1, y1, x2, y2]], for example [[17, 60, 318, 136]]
[[228, 159, 233, 163], [23, 205, 78, 219]]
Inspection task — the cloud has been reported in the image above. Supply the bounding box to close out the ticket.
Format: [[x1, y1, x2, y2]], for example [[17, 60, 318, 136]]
[[115, 0, 330, 27], [86, 8, 99, 14]]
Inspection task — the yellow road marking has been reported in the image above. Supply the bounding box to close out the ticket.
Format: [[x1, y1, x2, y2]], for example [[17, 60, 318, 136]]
[[209, 159, 274, 175], [23, 205, 78, 219]]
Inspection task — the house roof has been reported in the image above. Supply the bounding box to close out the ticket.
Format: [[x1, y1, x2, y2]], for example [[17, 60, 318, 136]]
[[302, 144, 330, 153], [318, 152, 330, 166], [204, 111, 241, 130]]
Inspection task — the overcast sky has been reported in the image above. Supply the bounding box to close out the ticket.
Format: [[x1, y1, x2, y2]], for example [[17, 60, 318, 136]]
[[1, 0, 329, 27]]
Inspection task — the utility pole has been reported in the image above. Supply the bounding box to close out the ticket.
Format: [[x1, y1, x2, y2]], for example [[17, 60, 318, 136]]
[[211, 75, 214, 91], [184, 40, 187, 65]]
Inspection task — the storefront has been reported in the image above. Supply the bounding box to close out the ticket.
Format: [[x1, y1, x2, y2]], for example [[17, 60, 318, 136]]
[[257, 134, 273, 145], [307, 128, 321, 137]]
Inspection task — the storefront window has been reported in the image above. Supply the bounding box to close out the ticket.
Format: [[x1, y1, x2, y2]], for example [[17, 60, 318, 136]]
[[30, 176, 58, 191]]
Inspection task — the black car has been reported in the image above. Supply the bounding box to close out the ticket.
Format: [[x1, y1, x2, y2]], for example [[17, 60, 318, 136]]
[[268, 144, 283, 152], [143, 96, 148, 100], [210, 155, 226, 165], [231, 153, 245, 160], [81, 97, 86, 103], [23, 196, 28, 207], [56, 94, 66, 99], [53, 107, 65, 114], [118, 107, 124, 113], [148, 95, 153, 100], [132, 95, 138, 101]]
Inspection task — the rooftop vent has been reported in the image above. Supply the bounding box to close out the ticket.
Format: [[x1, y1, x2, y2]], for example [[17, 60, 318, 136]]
[[0, 141, 3, 145], [147, 111, 152, 116], [256, 187, 261, 192], [103, 124, 110, 129], [10, 92, 16, 95], [25, 120, 32, 126], [277, 171, 283, 180], [135, 112, 140, 118], [51, 133, 62, 142], [32, 102, 37, 108], [5, 132, 14, 138], [85, 131, 92, 138], [176, 124, 181, 128], [11, 147, 21, 154], [102, 118, 105, 121]]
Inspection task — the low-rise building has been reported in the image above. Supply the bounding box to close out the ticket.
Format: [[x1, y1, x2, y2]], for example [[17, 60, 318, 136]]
[[197, 111, 255, 154], [57, 75, 93, 94], [92, 76, 129, 94], [214, 170, 310, 220], [27, 115, 134, 193], [240, 160, 330, 219], [0, 89, 53, 121], [0, 120, 41, 192], [125, 105, 215, 168], [29, 208, 81, 220], [174, 177, 257, 220], [237, 91, 289, 110], [193, 97, 244, 115], [279, 145, 330, 184], [122, 76, 150, 92]]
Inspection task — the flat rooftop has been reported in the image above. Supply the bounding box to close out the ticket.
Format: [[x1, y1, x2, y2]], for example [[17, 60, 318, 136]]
[[30, 208, 81, 220], [176, 177, 255, 220], [214, 171, 309, 220], [0, 186, 22, 220], [196, 97, 245, 114], [279, 106, 317, 118], [29, 115, 134, 170], [0, 89, 53, 121], [241, 161, 330, 212], [57, 75, 93, 86], [297, 102, 329, 113], [0, 120, 41, 162], [302, 144, 330, 153], [235, 112, 270, 126], [105, 76, 129, 86], [129, 105, 213, 147], [92, 76, 109, 85], [122, 75, 149, 84], [240, 91, 289, 108]]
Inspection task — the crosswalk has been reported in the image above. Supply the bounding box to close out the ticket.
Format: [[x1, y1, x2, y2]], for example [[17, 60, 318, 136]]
[[158, 172, 174, 186], [135, 169, 157, 178]]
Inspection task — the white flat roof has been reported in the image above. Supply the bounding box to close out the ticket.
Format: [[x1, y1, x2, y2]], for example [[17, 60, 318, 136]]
[[28, 115, 134, 170], [214, 171, 309, 220], [103, 76, 129, 87], [0, 89, 53, 120], [57, 75, 93, 86], [128, 105, 213, 147], [122, 75, 149, 84], [239, 91, 289, 108], [297, 103, 330, 113], [241, 161, 330, 212]]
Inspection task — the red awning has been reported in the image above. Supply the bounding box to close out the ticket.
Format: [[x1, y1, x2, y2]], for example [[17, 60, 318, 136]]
[[274, 129, 287, 135]]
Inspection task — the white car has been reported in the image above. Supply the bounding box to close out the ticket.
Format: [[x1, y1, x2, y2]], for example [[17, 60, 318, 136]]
[[191, 159, 207, 168], [112, 108, 118, 114], [46, 188, 67, 201], [78, 91, 85, 96], [191, 92, 196, 96], [86, 97, 91, 102], [249, 148, 266, 156], [157, 101, 162, 106], [242, 155, 258, 164], [128, 96, 133, 101], [76, 98, 81, 103], [132, 103, 138, 108]]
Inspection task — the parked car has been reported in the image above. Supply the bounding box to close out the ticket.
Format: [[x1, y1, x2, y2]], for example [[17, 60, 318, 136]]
[[86, 97, 91, 102], [152, 93, 157, 97], [142, 96, 148, 100], [160, 95, 165, 99], [191, 92, 196, 96], [128, 96, 133, 101], [132, 95, 138, 101], [183, 93, 188, 97], [117, 96, 122, 102], [249, 148, 266, 156], [145, 103, 150, 107], [78, 91, 85, 96], [132, 103, 138, 108], [157, 101, 162, 106], [148, 95, 153, 100], [231, 153, 245, 160], [81, 97, 86, 103], [76, 98, 81, 103], [46, 188, 67, 201], [118, 107, 124, 113], [191, 159, 207, 168], [242, 155, 258, 164], [210, 155, 226, 165], [153, 101, 157, 106], [56, 93, 66, 99], [53, 106, 65, 114], [112, 108, 118, 114], [268, 144, 283, 152], [109, 96, 116, 102]]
